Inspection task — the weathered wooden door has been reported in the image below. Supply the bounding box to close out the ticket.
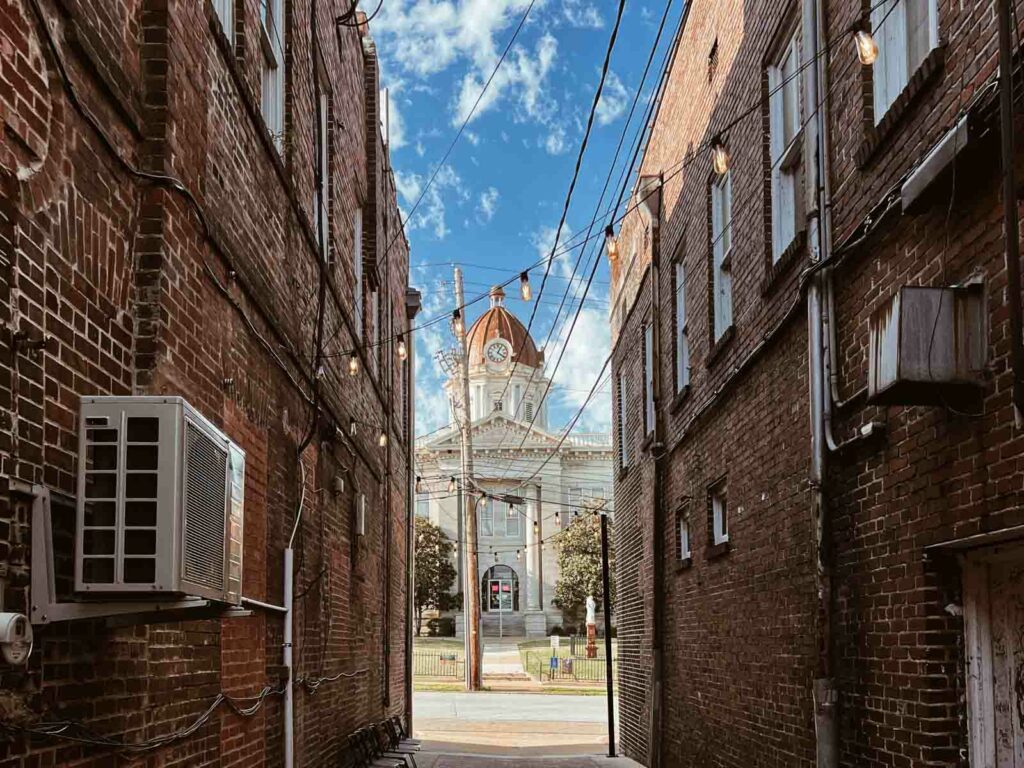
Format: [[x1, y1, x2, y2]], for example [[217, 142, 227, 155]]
[[963, 547, 1024, 767]]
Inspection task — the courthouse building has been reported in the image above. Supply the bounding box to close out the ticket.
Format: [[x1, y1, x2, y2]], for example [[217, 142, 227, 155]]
[[416, 287, 613, 637]]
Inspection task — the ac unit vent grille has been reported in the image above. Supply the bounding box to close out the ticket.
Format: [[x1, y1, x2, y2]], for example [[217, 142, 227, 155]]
[[182, 421, 227, 590]]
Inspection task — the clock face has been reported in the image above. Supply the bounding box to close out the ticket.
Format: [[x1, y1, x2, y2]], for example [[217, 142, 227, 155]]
[[486, 342, 510, 364]]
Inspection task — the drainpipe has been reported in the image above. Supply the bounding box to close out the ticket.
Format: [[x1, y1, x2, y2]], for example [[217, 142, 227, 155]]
[[636, 174, 665, 768], [803, 0, 838, 765], [405, 288, 422, 732]]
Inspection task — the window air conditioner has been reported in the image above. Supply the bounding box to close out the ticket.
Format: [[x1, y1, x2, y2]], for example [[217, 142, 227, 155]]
[[75, 396, 244, 604]]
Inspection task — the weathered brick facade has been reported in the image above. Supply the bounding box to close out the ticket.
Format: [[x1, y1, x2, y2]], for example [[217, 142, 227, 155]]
[[0, 0, 413, 764], [611, 1, 1024, 766]]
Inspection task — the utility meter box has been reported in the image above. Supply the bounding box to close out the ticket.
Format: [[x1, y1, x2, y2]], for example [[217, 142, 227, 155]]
[[868, 285, 987, 406], [75, 396, 244, 604]]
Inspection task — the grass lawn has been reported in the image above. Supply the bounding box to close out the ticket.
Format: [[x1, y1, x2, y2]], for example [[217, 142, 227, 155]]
[[413, 637, 464, 653]]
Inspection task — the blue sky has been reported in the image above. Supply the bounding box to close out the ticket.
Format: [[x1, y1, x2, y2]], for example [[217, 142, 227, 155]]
[[367, 0, 685, 436]]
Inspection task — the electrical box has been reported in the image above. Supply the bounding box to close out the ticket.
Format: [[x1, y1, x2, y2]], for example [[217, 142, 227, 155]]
[[868, 285, 987, 406], [75, 397, 244, 604]]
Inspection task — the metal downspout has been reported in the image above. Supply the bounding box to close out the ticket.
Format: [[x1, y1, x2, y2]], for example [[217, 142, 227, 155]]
[[804, 0, 838, 765]]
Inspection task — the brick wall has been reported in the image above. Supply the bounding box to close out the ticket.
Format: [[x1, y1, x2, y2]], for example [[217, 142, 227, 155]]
[[612, 0, 1024, 766], [0, 0, 413, 764]]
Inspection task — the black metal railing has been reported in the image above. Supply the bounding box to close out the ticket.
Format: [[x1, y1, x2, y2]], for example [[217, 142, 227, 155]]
[[538, 656, 610, 683], [413, 652, 465, 679]]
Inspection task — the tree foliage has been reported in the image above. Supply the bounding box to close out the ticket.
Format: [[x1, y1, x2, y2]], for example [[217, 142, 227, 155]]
[[552, 513, 614, 623], [414, 516, 458, 636]]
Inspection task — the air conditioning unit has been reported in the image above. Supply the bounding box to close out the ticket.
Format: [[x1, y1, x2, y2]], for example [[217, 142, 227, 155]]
[[75, 396, 244, 604], [868, 285, 987, 406]]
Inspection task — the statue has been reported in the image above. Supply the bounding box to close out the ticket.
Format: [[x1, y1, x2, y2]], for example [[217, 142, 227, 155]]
[[585, 595, 598, 658], [585, 595, 597, 626]]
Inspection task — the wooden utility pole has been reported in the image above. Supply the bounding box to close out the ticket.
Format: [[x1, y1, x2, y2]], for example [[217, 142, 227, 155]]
[[454, 268, 482, 690]]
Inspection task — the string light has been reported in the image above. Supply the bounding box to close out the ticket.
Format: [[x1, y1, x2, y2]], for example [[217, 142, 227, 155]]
[[415, 476, 423, 493], [349, 417, 357, 436], [555, 513, 562, 528], [711, 135, 730, 175], [604, 225, 619, 259], [853, 27, 878, 66], [452, 309, 464, 335], [533, 520, 539, 533], [448, 476, 457, 494], [348, 354, 360, 376], [397, 334, 408, 361], [516, 549, 521, 561], [519, 272, 532, 301], [378, 431, 388, 447]]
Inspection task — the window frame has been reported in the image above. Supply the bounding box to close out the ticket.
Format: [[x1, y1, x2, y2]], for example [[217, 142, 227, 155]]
[[710, 483, 729, 546], [767, 24, 802, 263], [643, 323, 655, 437], [673, 259, 690, 392], [871, 0, 940, 123], [213, 0, 234, 43], [677, 511, 691, 562], [616, 371, 630, 469], [480, 498, 494, 537], [710, 172, 734, 342], [259, 0, 286, 151], [504, 503, 520, 538]]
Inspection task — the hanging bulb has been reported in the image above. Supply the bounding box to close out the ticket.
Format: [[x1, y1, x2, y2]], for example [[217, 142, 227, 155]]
[[604, 225, 619, 260], [348, 354, 360, 376], [532, 520, 539, 533], [519, 272, 532, 301], [494, 550, 499, 563], [415, 476, 423, 494], [452, 309, 464, 335], [555, 513, 562, 528], [397, 334, 408, 361], [349, 417, 357, 437], [711, 136, 730, 175], [516, 549, 521, 561], [448, 476, 457, 494], [854, 28, 878, 66], [378, 430, 387, 447]]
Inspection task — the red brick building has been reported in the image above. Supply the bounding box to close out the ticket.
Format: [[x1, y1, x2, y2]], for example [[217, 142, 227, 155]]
[[0, 0, 414, 764], [610, 0, 1024, 766]]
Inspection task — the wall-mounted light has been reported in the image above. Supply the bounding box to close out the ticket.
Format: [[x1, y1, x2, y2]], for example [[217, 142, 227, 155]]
[[378, 431, 388, 447], [349, 417, 357, 436], [711, 135, 730, 175], [519, 272, 532, 302], [448, 476, 457, 494], [397, 334, 408, 361], [348, 355, 360, 376], [452, 309, 464, 335], [415, 476, 423, 493], [516, 549, 521, 561]]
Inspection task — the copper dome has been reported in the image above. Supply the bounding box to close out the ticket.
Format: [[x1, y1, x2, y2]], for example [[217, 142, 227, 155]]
[[466, 286, 544, 368]]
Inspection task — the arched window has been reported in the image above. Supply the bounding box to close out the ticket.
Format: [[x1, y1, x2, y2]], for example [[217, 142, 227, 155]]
[[480, 564, 519, 612]]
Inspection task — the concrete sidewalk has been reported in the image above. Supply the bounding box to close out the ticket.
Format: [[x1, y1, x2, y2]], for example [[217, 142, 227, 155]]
[[413, 753, 641, 768]]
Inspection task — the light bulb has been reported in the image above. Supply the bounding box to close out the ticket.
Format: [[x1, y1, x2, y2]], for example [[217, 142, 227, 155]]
[[854, 29, 878, 66], [516, 549, 521, 561], [452, 309, 464, 335], [533, 520, 539, 532], [519, 272, 532, 302], [555, 514, 562, 528], [711, 136, 730, 175], [348, 355, 360, 376], [415, 476, 423, 493], [494, 551, 499, 563], [349, 417, 357, 436], [397, 334, 408, 361], [448, 476, 457, 494], [604, 225, 619, 259], [379, 431, 387, 447]]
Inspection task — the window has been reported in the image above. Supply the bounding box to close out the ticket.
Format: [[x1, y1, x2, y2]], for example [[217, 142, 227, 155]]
[[505, 503, 520, 537], [617, 371, 629, 468], [711, 483, 728, 545], [353, 209, 363, 339], [512, 384, 523, 417], [480, 499, 493, 537], [314, 84, 330, 260], [674, 261, 690, 391], [768, 27, 802, 261], [677, 512, 691, 561], [711, 173, 733, 341], [524, 401, 534, 423], [643, 324, 654, 436], [493, 399, 503, 413], [416, 495, 429, 518], [871, 0, 939, 122], [260, 0, 285, 151], [213, 0, 234, 42]]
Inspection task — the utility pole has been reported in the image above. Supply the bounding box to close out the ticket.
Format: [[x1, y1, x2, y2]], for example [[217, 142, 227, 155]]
[[454, 267, 482, 690]]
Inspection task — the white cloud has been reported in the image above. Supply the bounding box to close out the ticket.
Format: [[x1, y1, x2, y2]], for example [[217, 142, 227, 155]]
[[478, 187, 499, 221], [542, 124, 568, 155], [381, 85, 407, 149], [594, 70, 628, 126], [546, 301, 612, 432], [561, 0, 603, 28], [411, 269, 457, 435], [394, 166, 465, 239]]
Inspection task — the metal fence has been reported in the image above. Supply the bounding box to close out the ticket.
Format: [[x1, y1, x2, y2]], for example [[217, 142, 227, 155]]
[[538, 656, 610, 683], [567, 635, 611, 657], [413, 652, 464, 679]]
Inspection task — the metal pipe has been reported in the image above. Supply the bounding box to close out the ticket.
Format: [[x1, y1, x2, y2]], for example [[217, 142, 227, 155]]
[[600, 511, 616, 757], [284, 547, 295, 768], [241, 596, 287, 613], [997, 0, 1024, 429]]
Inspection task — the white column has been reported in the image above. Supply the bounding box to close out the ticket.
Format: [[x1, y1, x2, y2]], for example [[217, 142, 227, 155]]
[[524, 486, 541, 611]]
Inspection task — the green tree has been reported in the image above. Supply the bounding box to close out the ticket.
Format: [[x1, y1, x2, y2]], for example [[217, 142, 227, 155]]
[[414, 516, 458, 636], [552, 513, 615, 625]]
